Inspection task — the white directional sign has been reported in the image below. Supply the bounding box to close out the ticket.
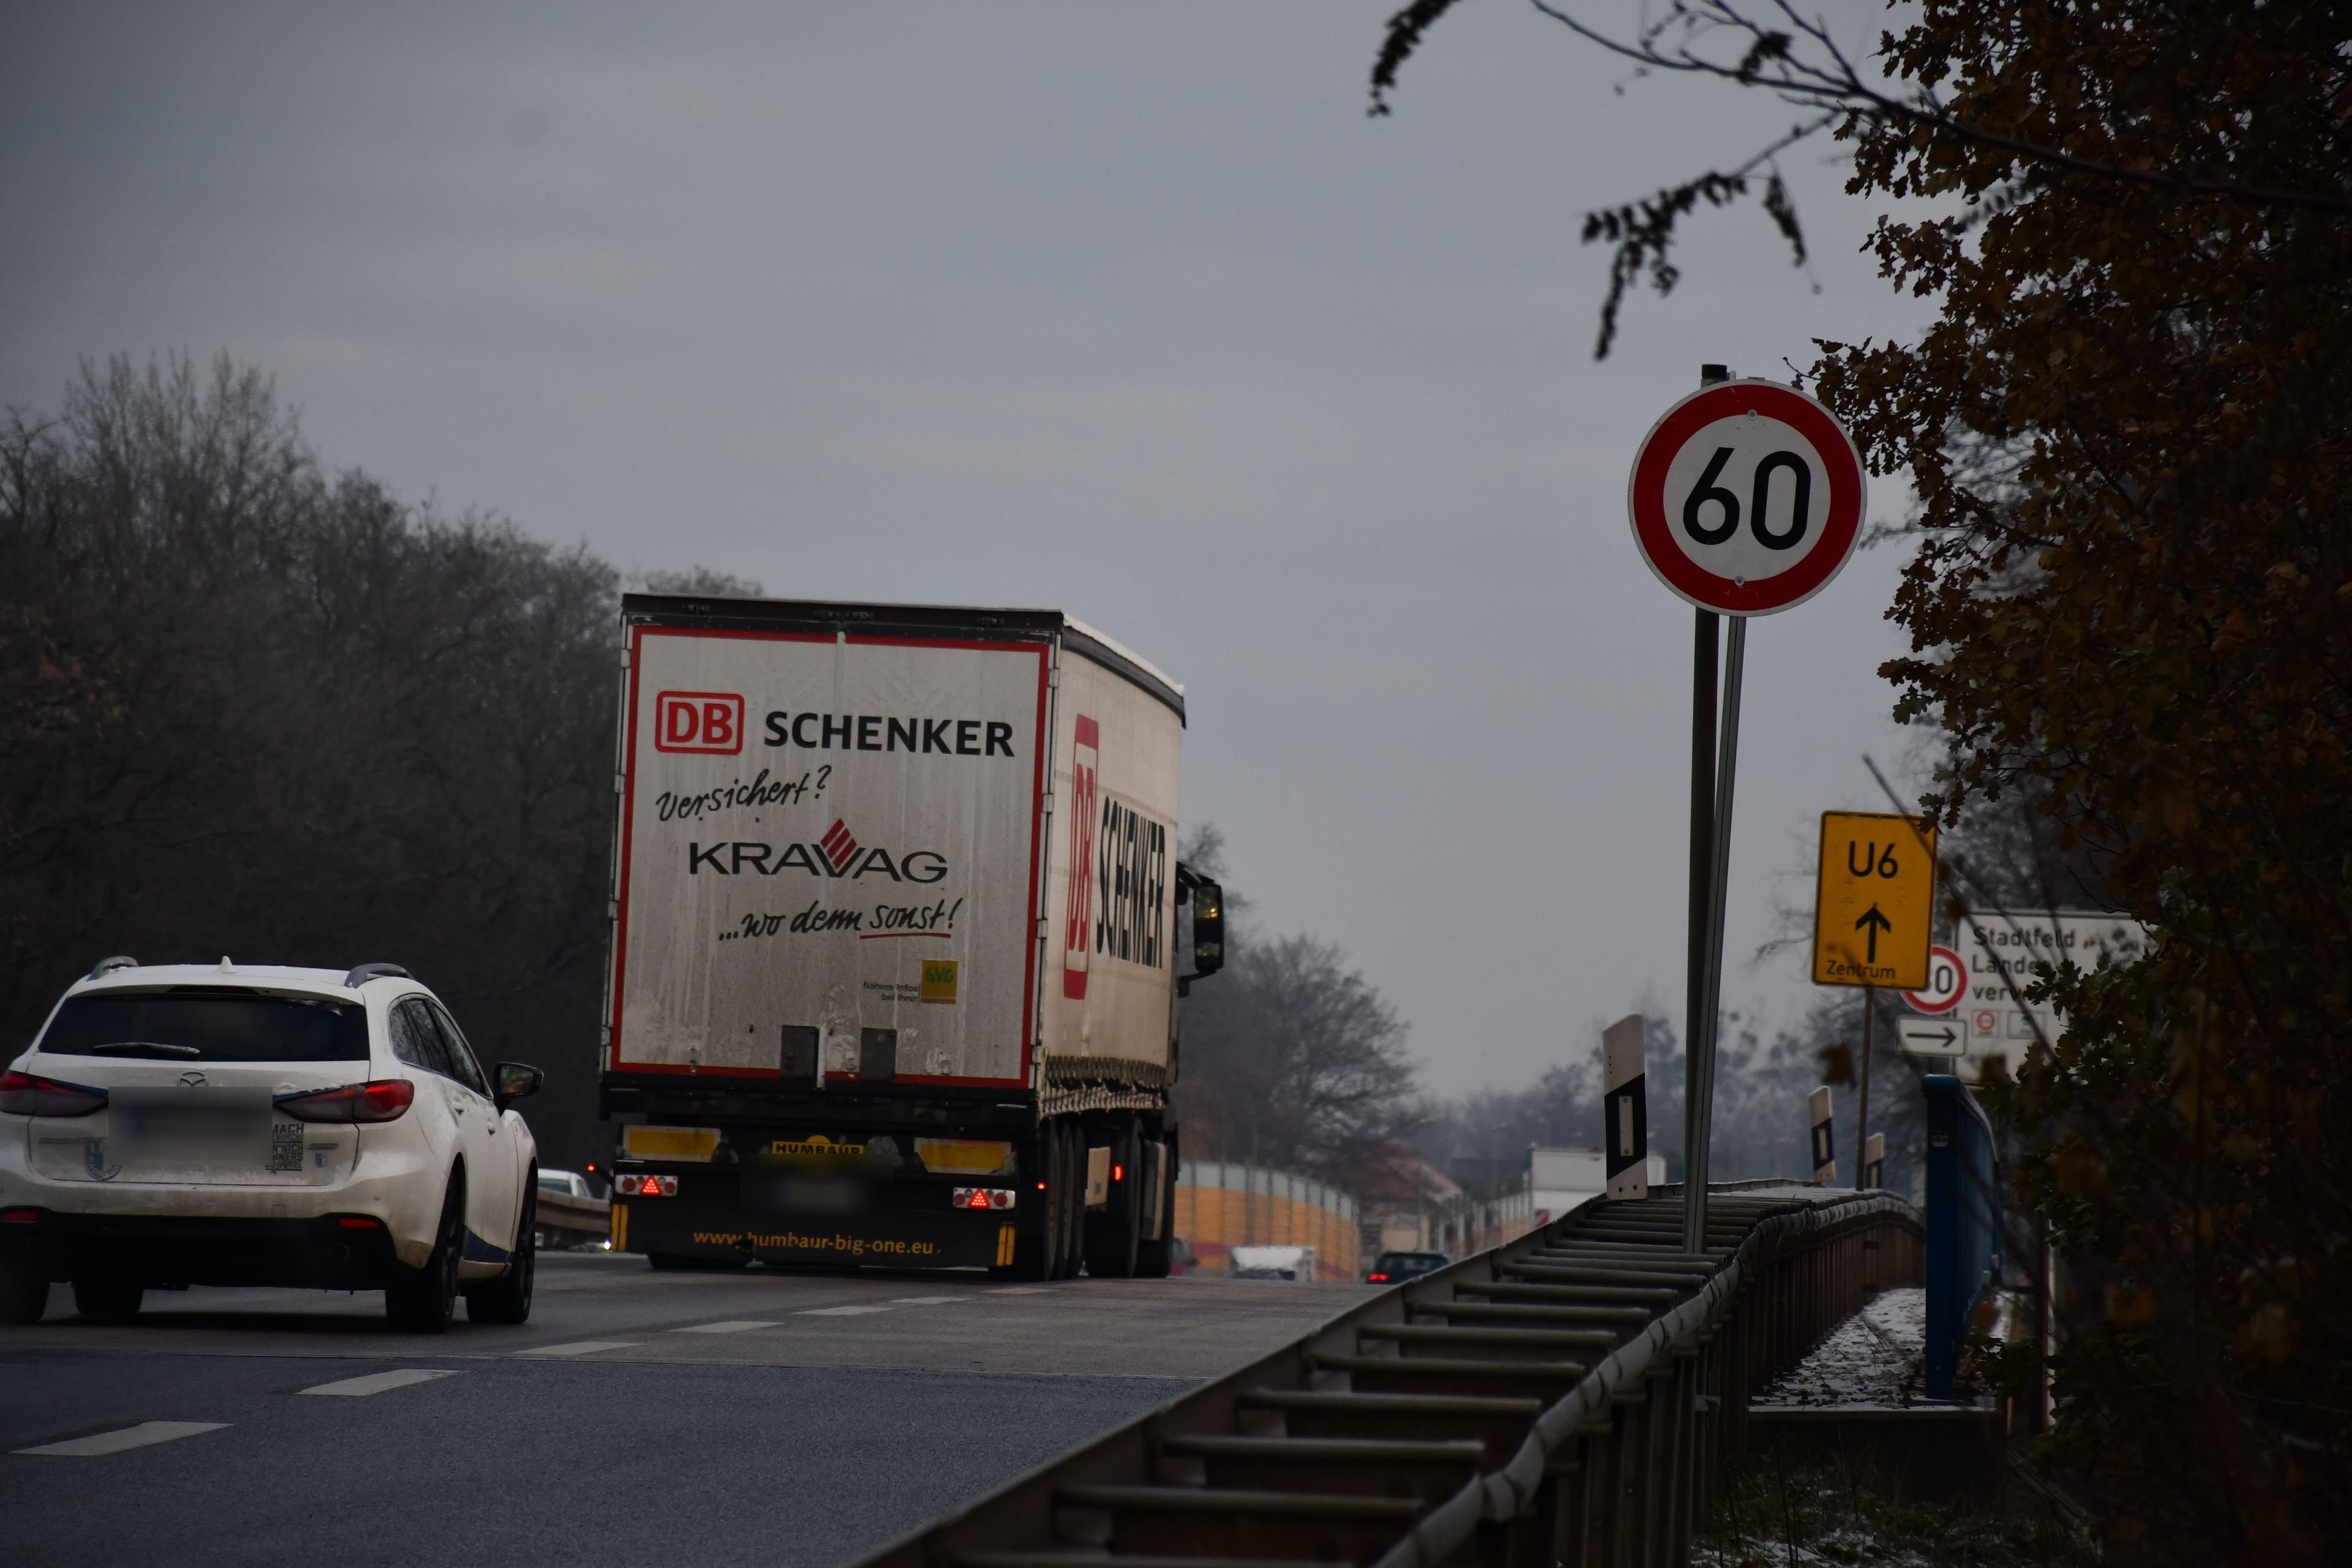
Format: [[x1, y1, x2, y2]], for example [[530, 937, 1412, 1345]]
[[1914, 910, 2147, 1081], [1627, 380, 1867, 616]]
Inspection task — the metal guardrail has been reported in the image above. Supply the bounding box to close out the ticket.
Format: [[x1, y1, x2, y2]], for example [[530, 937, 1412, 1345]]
[[1921, 1074, 2002, 1400], [534, 1188, 612, 1250], [859, 1185, 1923, 1568]]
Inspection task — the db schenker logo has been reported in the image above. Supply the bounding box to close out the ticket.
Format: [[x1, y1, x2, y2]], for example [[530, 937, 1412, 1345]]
[[654, 691, 746, 755]]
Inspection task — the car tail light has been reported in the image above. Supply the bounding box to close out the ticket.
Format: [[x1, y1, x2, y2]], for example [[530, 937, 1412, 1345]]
[[336, 1216, 384, 1230], [952, 1188, 1017, 1210], [616, 1174, 677, 1197], [273, 1079, 416, 1123], [1, 1208, 38, 1223], [0, 1070, 108, 1117], [1367, 1272, 1391, 1282]]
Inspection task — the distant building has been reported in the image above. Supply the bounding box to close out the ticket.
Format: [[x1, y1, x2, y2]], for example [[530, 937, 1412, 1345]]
[[1531, 1145, 1668, 1222]]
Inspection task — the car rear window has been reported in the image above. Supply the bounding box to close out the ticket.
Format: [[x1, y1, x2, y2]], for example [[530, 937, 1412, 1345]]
[[38, 988, 369, 1062]]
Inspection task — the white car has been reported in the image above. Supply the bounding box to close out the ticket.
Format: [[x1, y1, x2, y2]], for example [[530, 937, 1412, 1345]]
[[0, 958, 542, 1332]]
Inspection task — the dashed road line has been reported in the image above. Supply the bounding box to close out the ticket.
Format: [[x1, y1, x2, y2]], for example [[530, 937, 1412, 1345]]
[[888, 1296, 957, 1306], [300, 1369, 460, 1398], [986, 1287, 1050, 1296], [513, 1340, 643, 1356], [797, 1305, 894, 1316], [668, 1320, 779, 1334], [15, 1422, 228, 1457]]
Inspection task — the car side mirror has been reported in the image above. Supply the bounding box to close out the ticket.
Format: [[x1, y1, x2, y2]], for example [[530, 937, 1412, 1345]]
[[1178, 868, 1224, 981], [494, 1062, 543, 1109]]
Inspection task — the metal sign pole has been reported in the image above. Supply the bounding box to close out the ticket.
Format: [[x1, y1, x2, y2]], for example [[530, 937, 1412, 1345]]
[[1681, 605, 1718, 1253], [1857, 985, 1875, 1186], [1694, 613, 1746, 1222], [1681, 362, 1736, 1254]]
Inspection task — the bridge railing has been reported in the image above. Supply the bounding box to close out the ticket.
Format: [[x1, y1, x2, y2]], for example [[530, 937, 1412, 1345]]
[[858, 1184, 1922, 1568]]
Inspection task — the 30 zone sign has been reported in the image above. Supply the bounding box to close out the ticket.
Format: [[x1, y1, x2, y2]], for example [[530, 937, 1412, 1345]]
[[654, 690, 746, 754], [1626, 380, 1866, 616]]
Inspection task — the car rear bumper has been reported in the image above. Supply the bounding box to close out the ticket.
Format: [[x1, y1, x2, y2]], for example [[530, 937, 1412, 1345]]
[[0, 1208, 402, 1289]]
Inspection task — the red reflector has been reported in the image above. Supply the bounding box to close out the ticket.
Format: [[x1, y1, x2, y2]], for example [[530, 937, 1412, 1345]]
[[338, 1216, 382, 1229], [970, 1192, 991, 1209], [0, 1208, 36, 1223]]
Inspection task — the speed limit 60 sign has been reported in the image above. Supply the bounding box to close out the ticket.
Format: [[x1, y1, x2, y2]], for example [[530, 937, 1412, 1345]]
[[1627, 380, 1866, 616]]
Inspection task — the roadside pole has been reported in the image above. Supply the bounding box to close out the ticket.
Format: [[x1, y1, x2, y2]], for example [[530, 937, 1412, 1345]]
[[1857, 985, 1873, 1185]]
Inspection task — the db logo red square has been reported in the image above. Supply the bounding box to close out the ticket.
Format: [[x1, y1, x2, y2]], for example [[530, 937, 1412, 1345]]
[[653, 691, 746, 754]]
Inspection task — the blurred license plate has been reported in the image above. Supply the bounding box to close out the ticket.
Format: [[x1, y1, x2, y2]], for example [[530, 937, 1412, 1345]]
[[112, 1086, 271, 1165]]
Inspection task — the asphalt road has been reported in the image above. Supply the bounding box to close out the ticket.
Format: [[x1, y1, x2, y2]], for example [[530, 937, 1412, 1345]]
[[1, 1254, 1376, 1567]]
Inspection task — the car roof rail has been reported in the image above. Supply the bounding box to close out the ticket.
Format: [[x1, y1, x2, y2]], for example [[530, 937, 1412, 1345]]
[[343, 962, 412, 988], [86, 955, 139, 979]]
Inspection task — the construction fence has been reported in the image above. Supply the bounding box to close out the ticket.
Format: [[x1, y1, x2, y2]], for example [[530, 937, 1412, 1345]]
[[1172, 1159, 1362, 1281]]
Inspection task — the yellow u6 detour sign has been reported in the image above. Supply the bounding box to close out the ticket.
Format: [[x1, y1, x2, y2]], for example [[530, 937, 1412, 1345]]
[[1813, 811, 1937, 989]]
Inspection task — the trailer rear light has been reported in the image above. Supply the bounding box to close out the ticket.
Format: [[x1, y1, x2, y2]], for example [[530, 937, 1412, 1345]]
[[616, 1174, 677, 1197], [273, 1079, 415, 1123], [0, 1070, 108, 1117], [952, 1188, 1017, 1211]]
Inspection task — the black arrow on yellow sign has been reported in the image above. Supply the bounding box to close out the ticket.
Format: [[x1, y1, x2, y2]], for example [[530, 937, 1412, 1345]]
[[1854, 904, 1893, 963]]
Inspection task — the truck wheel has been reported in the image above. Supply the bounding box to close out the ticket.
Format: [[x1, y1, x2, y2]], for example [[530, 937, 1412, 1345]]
[[1057, 1121, 1087, 1279], [0, 1252, 49, 1325], [387, 1175, 464, 1333], [1081, 1121, 1140, 1279], [467, 1183, 535, 1325], [1000, 1125, 1056, 1281], [1044, 1120, 1071, 1280], [72, 1279, 144, 1320]]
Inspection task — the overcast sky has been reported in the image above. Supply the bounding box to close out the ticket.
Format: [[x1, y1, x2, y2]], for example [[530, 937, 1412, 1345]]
[[1, 2, 1942, 1097]]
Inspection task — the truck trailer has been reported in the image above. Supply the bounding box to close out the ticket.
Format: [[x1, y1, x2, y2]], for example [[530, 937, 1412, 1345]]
[[598, 593, 1220, 1279]]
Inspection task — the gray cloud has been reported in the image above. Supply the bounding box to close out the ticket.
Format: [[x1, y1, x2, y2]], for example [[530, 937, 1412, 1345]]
[[2, 1, 1937, 1094]]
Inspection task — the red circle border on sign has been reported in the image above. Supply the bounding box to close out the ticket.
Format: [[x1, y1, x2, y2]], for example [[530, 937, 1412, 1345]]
[[1902, 944, 1967, 1015], [1625, 381, 1866, 615]]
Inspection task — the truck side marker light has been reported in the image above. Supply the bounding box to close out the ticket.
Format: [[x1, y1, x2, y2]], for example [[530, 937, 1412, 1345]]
[[616, 1174, 678, 1197], [1112, 1165, 1123, 1182]]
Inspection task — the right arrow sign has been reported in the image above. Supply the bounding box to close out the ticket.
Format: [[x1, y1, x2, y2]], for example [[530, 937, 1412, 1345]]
[[1898, 1019, 1962, 1054]]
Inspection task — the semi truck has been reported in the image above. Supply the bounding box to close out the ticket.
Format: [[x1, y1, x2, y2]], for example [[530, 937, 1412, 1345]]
[[597, 593, 1220, 1279]]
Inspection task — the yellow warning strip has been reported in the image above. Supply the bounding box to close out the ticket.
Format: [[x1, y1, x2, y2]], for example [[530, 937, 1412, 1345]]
[[612, 1203, 628, 1252], [996, 1224, 1015, 1266]]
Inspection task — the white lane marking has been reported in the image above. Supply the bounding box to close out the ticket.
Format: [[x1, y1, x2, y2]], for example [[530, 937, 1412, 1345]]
[[513, 1340, 643, 1356], [888, 1296, 956, 1306], [797, 1304, 894, 1316], [986, 1287, 1050, 1296], [15, 1422, 228, 1457], [299, 1369, 460, 1398], [668, 1320, 779, 1334]]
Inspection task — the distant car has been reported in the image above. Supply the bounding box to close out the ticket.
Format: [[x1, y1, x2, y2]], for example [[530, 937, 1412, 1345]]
[[537, 1169, 597, 1200], [0, 958, 544, 1332], [1365, 1249, 1449, 1285]]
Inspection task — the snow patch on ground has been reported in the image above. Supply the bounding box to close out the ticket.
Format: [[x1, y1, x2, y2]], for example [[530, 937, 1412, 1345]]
[[1752, 1286, 1928, 1407]]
